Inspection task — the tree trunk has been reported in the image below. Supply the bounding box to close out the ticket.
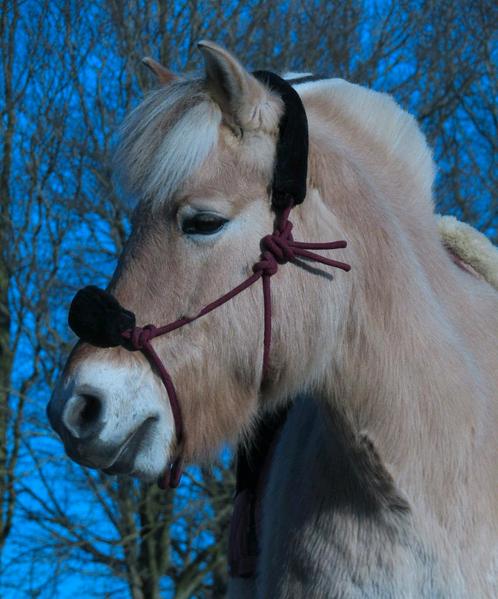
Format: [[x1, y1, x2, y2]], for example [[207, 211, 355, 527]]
[[0, 0, 17, 552]]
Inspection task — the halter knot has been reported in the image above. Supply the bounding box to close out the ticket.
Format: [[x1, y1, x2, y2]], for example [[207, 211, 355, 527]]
[[128, 324, 158, 350], [253, 221, 296, 277]]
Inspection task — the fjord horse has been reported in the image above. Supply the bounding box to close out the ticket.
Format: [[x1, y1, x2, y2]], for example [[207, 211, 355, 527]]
[[48, 42, 498, 597]]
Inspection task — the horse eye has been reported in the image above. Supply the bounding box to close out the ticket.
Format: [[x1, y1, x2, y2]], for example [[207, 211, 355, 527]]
[[181, 213, 228, 236]]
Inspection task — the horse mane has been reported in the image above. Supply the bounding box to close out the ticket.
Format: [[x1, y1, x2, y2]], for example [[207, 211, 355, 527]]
[[296, 78, 436, 198], [115, 73, 436, 221]]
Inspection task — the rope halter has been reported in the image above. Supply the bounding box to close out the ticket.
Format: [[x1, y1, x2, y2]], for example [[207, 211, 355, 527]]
[[68, 205, 350, 488], [67, 71, 351, 489]]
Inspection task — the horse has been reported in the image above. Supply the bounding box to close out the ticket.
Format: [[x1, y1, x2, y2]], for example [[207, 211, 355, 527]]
[[47, 41, 498, 597]]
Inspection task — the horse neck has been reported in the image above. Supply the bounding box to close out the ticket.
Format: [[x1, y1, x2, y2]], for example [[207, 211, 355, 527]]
[[305, 172, 483, 511]]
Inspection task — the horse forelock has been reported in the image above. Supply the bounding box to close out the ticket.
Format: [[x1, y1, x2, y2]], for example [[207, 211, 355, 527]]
[[114, 79, 222, 208], [113, 76, 284, 213]]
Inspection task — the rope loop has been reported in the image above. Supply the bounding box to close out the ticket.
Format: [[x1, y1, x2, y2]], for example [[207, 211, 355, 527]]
[[129, 324, 158, 350], [253, 252, 278, 276]]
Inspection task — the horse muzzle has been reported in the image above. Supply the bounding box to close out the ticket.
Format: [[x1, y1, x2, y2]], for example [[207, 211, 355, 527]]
[[47, 355, 175, 480]]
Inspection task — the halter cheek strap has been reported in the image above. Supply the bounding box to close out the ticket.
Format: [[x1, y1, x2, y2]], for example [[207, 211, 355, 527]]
[[67, 72, 352, 489], [252, 71, 308, 210]]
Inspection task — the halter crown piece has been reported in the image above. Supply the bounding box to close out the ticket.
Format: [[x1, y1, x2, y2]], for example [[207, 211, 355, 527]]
[[68, 71, 351, 489]]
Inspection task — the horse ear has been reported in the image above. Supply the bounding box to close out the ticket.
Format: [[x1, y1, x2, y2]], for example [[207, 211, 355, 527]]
[[197, 40, 267, 129], [142, 57, 178, 84]]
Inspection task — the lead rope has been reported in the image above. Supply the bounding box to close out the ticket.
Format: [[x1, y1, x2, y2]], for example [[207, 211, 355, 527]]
[[120, 206, 350, 489]]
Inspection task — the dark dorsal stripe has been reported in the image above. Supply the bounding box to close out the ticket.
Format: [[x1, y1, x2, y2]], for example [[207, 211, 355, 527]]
[[285, 73, 325, 85], [252, 70, 309, 211]]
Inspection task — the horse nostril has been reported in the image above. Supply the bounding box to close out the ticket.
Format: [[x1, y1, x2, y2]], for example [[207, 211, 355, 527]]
[[62, 393, 105, 440]]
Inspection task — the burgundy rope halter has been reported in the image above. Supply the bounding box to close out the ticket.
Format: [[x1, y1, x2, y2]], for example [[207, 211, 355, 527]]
[[67, 71, 351, 489], [69, 209, 350, 488]]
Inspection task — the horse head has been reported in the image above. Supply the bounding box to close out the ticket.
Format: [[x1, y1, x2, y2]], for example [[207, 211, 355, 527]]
[[47, 42, 351, 483]]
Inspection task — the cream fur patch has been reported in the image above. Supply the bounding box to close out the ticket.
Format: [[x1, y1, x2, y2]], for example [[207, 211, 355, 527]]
[[437, 215, 498, 291]]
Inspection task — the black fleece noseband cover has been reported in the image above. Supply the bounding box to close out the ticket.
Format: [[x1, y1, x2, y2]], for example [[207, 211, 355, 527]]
[[252, 70, 309, 210], [68, 285, 135, 348]]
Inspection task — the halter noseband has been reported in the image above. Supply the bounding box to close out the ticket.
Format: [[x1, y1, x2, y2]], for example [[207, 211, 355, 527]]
[[67, 72, 351, 489]]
